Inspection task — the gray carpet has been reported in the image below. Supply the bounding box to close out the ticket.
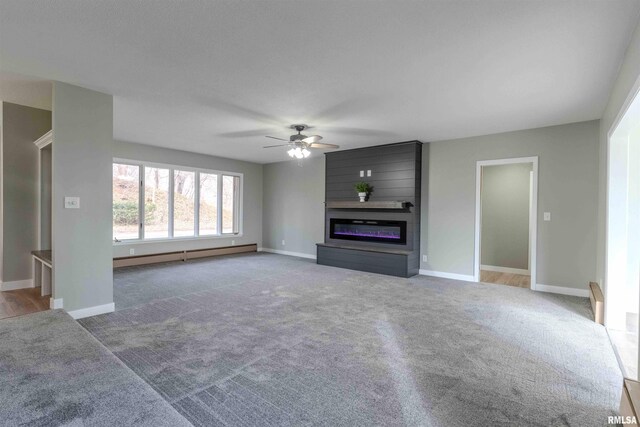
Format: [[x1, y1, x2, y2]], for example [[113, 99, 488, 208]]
[[0, 309, 190, 427], [77, 252, 622, 426]]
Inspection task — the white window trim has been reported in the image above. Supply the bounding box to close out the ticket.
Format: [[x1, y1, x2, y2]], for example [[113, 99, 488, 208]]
[[113, 158, 244, 244]]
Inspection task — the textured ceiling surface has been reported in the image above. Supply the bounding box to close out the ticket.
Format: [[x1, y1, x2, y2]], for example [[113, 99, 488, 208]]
[[1, 1, 638, 163]]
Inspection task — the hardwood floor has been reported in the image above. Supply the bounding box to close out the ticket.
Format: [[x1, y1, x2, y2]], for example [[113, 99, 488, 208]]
[[480, 270, 530, 288], [0, 288, 49, 320]]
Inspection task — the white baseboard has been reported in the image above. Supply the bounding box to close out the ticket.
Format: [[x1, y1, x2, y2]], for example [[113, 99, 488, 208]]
[[535, 284, 589, 298], [260, 248, 317, 260], [50, 298, 63, 309], [67, 302, 115, 320], [0, 279, 34, 291], [419, 269, 475, 282], [480, 264, 530, 275], [419, 270, 588, 298]]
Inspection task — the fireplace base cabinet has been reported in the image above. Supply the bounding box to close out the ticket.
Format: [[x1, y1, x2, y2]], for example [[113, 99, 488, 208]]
[[318, 141, 423, 278], [316, 243, 418, 278]]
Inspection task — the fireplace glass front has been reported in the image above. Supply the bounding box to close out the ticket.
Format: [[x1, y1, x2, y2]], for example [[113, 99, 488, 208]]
[[330, 218, 407, 245]]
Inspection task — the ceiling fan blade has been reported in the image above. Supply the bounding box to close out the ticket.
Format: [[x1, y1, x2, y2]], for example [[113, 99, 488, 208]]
[[199, 96, 283, 126], [322, 126, 395, 137], [218, 128, 276, 138], [302, 135, 323, 143], [309, 143, 339, 149], [263, 144, 290, 148], [265, 136, 289, 142]]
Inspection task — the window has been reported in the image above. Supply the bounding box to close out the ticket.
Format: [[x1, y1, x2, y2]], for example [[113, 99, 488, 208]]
[[112, 160, 242, 241], [144, 167, 170, 238], [174, 170, 196, 237], [199, 173, 218, 235], [113, 163, 140, 240], [222, 175, 240, 234]]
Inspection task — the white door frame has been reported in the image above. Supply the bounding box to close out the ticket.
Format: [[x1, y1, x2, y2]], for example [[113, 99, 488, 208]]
[[474, 156, 539, 289], [33, 131, 52, 249]]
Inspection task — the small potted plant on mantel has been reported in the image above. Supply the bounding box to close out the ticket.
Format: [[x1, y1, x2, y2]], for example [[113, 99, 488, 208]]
[[354, 181, 372, 202]]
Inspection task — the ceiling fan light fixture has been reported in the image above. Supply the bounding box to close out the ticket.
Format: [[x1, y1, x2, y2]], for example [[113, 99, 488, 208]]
[[288, 147, 306, 159], [267, 124, 339, 159]]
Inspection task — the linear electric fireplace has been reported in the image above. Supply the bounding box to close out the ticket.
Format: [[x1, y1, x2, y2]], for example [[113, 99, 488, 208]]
[[330, 218, 407, 245], [318, 141, 421, 277]]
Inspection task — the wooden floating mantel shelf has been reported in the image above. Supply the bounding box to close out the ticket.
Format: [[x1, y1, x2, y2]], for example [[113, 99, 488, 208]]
[[325, 200, 411, 209]]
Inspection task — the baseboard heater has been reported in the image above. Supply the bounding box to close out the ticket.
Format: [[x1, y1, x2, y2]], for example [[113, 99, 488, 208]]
[[113, 243, 257, 268]]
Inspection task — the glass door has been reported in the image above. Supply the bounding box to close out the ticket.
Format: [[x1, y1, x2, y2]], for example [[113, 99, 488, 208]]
[[607, 90, 640, 380]]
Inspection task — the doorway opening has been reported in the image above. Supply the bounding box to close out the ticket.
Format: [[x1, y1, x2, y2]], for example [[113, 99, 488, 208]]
[[606, 86, 640, 380], [474, 157, 538, 289]]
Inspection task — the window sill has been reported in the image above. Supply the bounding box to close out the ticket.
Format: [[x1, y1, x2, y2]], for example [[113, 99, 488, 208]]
[[113, 234, 243, 246]]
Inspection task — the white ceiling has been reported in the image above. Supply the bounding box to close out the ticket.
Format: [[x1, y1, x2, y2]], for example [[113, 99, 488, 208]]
[[1, 1, 639, 164]]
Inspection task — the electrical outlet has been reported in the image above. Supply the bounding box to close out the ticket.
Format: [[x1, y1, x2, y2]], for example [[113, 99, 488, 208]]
[[544, 212, 551, 221], [359, 170, 364, 177], [64, 196, 80, 209], [231, 240, 235, 246], [422, 255, 428, 263], [129, 249, 135, 255], [367, 170, 372, 177], [282, 239, 285, 246]]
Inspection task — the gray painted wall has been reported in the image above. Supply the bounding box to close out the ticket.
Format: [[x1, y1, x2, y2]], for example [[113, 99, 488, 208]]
[[262, 157, 324, 256], [112, 140, 263, 258], [480, 163, 531, 270], [1, 102, 51, 283], [261, 121, 599, 291], [52, 82, 113, 311], [423, 120, 600, 290], [598, 19, 640, 292]]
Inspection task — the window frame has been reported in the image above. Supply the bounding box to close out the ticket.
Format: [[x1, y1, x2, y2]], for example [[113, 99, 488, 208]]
[[112, 161, 143, 241], [112, 158, 243, 244]]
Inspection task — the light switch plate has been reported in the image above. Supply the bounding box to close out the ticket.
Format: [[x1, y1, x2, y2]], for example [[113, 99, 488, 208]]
[[359, 170, 364, 177], [422, 255, 428, 262], [544, 212, 551, 221], [367, 170, 372, 177], [64, 196, 80, 209]]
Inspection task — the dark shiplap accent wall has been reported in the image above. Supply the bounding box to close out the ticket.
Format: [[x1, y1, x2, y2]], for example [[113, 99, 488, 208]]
[[318, 141, 423, 277], [325, 143, 420, 202]]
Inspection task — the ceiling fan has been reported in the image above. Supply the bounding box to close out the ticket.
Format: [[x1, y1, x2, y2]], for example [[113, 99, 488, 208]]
[[264, 124, 339, 159]]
